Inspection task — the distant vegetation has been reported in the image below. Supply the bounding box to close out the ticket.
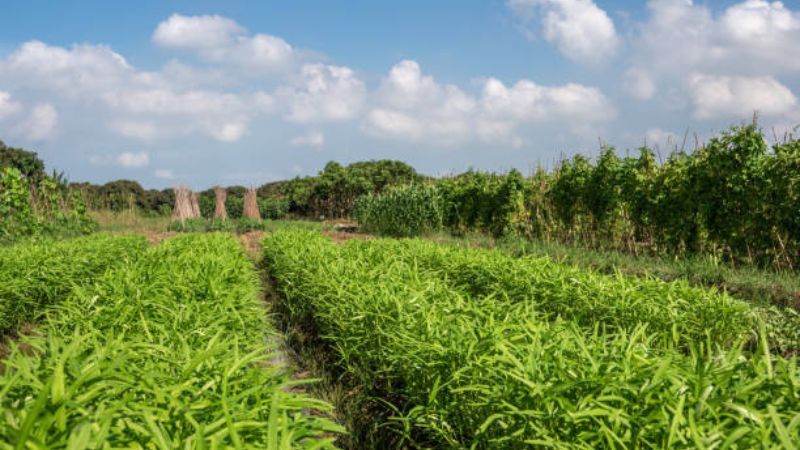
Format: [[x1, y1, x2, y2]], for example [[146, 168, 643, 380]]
[[357, 122, 800, 269], [0, 141, 95, 243]]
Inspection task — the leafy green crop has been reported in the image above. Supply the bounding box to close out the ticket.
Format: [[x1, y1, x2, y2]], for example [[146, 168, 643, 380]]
[[1, 233, 343, 448], [0, 234, 148, 334], [263, 230, 800, 448], [349, 238, 754, 350]]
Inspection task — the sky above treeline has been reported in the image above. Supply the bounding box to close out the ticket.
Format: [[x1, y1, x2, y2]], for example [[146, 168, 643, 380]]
[[0, 0, 798, 188]]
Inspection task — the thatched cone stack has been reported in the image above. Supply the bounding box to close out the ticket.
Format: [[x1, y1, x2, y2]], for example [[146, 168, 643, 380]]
[[190, 192, 201, 218], [243, 186, 261, 220], [213, 186, 227, 220], [173, 185, 198, 223]]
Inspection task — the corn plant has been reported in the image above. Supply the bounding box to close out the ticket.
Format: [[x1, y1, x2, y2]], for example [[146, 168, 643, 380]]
[[354, 184, 444, 237], [0, 233, 343, 448]]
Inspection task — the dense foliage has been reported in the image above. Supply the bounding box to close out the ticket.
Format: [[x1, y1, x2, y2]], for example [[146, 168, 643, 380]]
[[0, 233, 342, 447], [0, 141, 46, 182], [357, 123, 800, 269], [264, 230, 800, 448], [1, 167, 96, 243], [72, 179, 174, 215]]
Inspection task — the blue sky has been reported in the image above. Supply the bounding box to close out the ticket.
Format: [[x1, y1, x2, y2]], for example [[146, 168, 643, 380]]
[[1, 0, 798, 188]]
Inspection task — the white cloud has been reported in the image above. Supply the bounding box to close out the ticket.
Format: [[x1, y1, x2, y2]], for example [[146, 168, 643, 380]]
[[624, 68, 657, 100], [116, 151, 150, 168], [13, 103, 58, 141], [153, 14, 244, 49], [627, 1, 800, 100], [290, 130, 325, 147], [279, 63, 366, 123], [508, 0, 619, 63], [0, 91, 21, 119], [3, 41, 136, 96], [0, 40, 262, 143], [480, 77, 613, 124], [687, 73, 797, 119], [212, 121, 248, 142], [154, 168, 175, 180], [153, 14, 294, 72], [364, 60, 613, 145]]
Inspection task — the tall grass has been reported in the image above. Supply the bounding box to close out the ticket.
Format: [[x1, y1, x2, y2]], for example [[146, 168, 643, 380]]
[[263, 230, 800, 448], [0, 233, 342, 447], [0, 234, 148, 334]]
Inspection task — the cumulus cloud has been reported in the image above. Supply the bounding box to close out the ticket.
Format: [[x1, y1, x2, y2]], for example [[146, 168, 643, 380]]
[[153, 14, 294, 72], [0, 40, 262, 143], [279, 64, 366, 123], [364, 60, 614, 145], [12, 103, 58, 141], [116, 151, 150, 168], [290, 130, 325, 147], [508, 0, 619, 63], [626, 1, 800, 100], [687, 73, 798, 120], [0, 91, 21, 119]]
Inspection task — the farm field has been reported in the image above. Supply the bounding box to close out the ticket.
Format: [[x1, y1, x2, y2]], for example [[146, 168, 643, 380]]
[[4, 1, 800, 447], [0, 232, 342, 448], [264, 230, 800, 448], [0, 214, 799, 447]]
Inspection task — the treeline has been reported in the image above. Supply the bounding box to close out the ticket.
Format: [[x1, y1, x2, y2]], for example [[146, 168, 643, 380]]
[[75, 159, 421, 220], [356, 122, 800, 269], [1, 141, 95, 242]]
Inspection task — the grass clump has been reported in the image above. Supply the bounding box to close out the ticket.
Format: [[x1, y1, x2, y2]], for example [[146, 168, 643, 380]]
[[263, 230, 800, 448], [0, 234, 148, 335], [0, 233, 343, 447]]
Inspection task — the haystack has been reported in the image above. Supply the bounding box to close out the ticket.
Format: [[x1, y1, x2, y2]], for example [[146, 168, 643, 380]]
[[213, 186, 227, 220], [173, 185, 199, 223], [243, 186, 261, 220], [191, 192, 201, 218]]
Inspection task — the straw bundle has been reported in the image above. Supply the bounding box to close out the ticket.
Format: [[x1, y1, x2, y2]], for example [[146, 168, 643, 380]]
[[173, 185, 199, 223], [213, 186, 227, 220], [191, 192, 201, 218], [243, 186, 261, 220]]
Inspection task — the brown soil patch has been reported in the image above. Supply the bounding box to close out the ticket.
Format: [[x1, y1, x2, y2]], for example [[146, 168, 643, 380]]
[[239, 231, 266, 260], [0, 323, 40, 372]]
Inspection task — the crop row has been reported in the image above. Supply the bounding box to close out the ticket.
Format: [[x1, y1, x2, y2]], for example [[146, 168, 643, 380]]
[[344, 238, 758, 350], [0, 234, 148, 335], [263, 230, 800, 448], [1, 233, 342, 448]]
